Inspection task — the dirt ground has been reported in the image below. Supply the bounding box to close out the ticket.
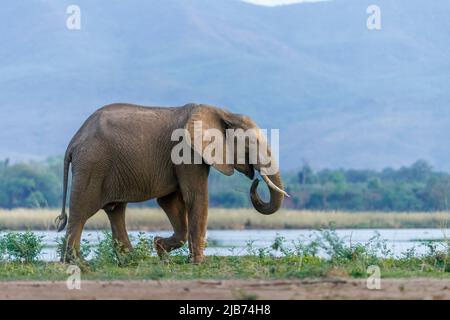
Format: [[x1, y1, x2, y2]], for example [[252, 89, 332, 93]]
[[1, 278, 450, 299]]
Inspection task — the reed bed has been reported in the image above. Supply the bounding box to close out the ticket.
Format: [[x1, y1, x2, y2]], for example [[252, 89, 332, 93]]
[[0, 208, 450, 231]]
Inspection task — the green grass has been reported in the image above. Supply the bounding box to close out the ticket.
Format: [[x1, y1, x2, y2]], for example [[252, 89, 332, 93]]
[[1, 208, 450, 230], [1, 230, 450, 281], [1, 255, 450, 281]]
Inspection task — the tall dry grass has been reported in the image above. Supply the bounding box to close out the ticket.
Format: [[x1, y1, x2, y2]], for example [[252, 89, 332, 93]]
[[0, 208, 450, 231]]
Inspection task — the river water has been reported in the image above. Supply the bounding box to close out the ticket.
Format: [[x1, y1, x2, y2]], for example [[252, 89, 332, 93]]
[[16, 228, 450, 261]]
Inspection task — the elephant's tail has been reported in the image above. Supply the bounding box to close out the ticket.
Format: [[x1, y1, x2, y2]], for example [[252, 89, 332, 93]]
[[55, 151, 71, 232]]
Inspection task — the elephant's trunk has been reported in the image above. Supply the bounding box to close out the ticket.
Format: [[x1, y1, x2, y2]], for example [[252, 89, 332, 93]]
[[250, 172, 286, 215]]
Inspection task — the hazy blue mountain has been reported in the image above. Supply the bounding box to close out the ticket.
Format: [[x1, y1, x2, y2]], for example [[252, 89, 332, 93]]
[[1, 0, 450, 171]]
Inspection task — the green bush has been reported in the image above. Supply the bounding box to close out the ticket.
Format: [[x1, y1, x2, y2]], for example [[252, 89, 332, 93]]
[[56, 236, 91, 262], [91, 231, 155, 267], [91, 231, 119, 266], [0, 238, 5, 261], [0, 231, 44, 263], [125, 232, 154, 265]]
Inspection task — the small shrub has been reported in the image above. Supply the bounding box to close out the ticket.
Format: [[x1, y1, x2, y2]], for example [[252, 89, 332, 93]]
[[170, 243, 190, 264], [91, 232, 155, 267], [367, 231, 392, 258], [0, 231, 44, 263], [258, 247, 270, 259], [271, 234, 292, 256], [313, 229, 383, 265], [292, 235, 320, 257], [0, 238, 5, 261], [56, 236, 91, 261], [419, 240, 450, 272], [91, 231, 118, 266], [402, 247, 417, 260], [125, 232, 154, 266], [245, 240, 258, 256]]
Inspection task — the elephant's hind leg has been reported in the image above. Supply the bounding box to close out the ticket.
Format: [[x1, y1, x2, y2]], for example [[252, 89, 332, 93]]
[[63, 168, 104, 263], [63, 199, 99, 264], [105, 202, 132, 252], [155, 190, 188, 257], [63, 211, 89, 263]]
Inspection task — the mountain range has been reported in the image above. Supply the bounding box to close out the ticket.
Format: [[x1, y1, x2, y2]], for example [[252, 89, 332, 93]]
[[1, 0, 450, 171]]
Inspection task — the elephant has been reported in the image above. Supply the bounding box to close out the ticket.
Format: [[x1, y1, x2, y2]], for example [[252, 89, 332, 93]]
[[55, 103, 287, 264]]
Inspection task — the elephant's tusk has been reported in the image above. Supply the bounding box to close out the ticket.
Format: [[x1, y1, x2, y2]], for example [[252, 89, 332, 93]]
[[261, 175, 290, 197]]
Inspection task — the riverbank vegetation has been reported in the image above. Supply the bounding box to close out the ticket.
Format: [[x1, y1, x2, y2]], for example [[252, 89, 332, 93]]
[[0, 230, 449, 280]]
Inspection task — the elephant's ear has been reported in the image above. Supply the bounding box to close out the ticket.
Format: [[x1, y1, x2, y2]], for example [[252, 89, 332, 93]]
[[184, 105, 234, 176]]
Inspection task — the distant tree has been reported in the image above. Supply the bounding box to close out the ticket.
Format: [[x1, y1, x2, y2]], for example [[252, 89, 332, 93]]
[[298, 162, 315, 185], [410, 160, 433, 182], [1, 157, 449, 211], [367, 177, 381, 190], [344, 169, 374, 183], [209, 191, 247, 208], [0, 161, 61, 208], [423, 176, 450, 210]]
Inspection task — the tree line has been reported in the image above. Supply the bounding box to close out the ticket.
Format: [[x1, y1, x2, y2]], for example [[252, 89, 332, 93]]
[[1, 158, 449, 211]]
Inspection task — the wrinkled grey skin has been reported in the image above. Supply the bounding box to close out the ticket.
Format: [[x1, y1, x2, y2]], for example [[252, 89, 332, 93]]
[[56, 103, 285, 263]]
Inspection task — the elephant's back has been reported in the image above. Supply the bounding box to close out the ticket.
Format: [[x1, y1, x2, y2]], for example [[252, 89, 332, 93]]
[[68, 103, 183, 201], [96, 103, 194, 122], [72, 103, 190, 143]]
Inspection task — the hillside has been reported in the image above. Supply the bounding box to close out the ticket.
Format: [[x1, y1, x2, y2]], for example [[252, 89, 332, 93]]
[[1, 0, 449, 171]]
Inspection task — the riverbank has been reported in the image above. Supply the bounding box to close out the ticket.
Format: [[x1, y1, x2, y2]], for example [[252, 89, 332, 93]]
[[1, 228, 449, 300], [2, 278, 450, 300], [1, 254, 450, 282], [1, 228, 449, 281], [1, 208, 450, 230]]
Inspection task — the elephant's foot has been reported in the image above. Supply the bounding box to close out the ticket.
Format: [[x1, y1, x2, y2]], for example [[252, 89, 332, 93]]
[[113, 240, 133, 255], [60, 248, 90, 271], [113, 243, 134, 267], [188, 238, 206, 264], [153, 236, 165, 257], [154, 236, 185, 258], [190, 255, 205, 264], [60, 246, 79, 263]]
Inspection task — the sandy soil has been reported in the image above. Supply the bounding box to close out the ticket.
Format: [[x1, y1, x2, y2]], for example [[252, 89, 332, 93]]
[[1, 278, 450, 300]]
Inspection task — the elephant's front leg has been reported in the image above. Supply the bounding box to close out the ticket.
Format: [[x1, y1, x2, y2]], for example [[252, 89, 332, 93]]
[[177, 165, 209, 264], [186, 193, 209, 264]]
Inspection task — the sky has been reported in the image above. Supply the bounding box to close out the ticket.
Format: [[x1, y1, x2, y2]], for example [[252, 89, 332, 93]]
[[241, 0, 326, 6]]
